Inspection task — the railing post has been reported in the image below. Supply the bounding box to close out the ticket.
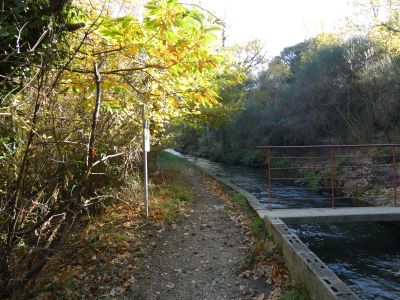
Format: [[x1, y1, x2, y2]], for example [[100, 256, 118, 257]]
[[268, 149, 272, 210], [330, 148, 336, 208], [392, 146, 397, 206]]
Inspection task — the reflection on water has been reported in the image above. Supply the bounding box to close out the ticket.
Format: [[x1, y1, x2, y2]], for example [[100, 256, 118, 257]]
[[168, 150, 400, 300]]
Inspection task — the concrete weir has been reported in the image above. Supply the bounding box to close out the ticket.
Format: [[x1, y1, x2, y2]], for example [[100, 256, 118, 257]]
[[259, 206, 400, 224], [258, 207, 400, 299], [262, 214, 359, 300]]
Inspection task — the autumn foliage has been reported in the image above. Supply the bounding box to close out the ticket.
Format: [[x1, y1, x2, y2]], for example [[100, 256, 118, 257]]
[[0, 0, 225, 295]]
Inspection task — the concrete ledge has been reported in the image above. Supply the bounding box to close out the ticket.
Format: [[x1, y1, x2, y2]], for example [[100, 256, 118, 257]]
[[260, 207, 400, 224]]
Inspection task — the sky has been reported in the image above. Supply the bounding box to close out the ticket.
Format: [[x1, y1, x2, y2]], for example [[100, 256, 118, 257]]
[[190, 0, 356, 57]]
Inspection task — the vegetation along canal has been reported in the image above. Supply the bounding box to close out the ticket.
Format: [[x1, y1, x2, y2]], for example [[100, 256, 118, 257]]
[[181, 153, 400, 300]]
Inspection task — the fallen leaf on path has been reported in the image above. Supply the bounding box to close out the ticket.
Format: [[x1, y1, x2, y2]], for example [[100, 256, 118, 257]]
[[109, 286, 125, 296], [174, 268, 183, 273], [166, 283, 175, 289], [256, 292, 265, 300], [122, 222, 134, 228]]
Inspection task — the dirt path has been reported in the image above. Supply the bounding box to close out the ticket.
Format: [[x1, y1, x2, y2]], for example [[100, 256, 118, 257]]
[[128, 168, 271, 300]]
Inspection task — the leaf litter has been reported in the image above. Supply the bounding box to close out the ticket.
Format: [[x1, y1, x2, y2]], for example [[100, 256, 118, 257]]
[[24, 166, 289, 299]]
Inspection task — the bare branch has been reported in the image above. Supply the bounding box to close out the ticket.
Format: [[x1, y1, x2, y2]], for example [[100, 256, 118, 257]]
[[29, 29, 49, 53], [80, 60, 102, 184], [92, 152, 124, 167], [16, 22, 28, 54]]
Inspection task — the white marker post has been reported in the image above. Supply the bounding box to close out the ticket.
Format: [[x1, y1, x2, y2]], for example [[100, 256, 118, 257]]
[[142, 104, 150, 219]]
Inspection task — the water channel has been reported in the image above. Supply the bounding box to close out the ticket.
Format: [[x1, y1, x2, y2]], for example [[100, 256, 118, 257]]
[[176, 152, 400, 300]]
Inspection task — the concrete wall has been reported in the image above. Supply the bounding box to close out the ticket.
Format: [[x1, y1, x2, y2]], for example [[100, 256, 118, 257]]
[[263, 216, 358, 300]]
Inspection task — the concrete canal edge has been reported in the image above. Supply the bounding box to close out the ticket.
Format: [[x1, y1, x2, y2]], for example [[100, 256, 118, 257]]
[[259, 211, 358, 300], [181, 156, 359, 300]]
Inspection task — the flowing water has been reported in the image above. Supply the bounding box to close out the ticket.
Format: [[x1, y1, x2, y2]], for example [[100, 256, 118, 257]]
[[172, 151, 400, 299], [289, 221, 400, 299]]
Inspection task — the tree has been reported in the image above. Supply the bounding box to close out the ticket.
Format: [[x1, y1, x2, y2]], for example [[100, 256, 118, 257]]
[[0, 0, 84, 98], [0, 0, 225, 295]]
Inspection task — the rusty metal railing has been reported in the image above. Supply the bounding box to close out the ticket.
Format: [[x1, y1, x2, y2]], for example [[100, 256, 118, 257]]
[[257, 144, 400, 210]]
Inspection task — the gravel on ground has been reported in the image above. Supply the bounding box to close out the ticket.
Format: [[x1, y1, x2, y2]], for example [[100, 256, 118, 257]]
[[128, 168, 271, 300]]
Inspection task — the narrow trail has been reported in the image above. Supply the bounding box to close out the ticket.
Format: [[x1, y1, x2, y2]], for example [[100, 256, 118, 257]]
[[128, 168, 271, 300]]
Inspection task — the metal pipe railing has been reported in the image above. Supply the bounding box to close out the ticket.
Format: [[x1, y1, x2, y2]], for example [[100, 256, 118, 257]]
[[257, 144, 400, 149], [258, 144, 400, 209]]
